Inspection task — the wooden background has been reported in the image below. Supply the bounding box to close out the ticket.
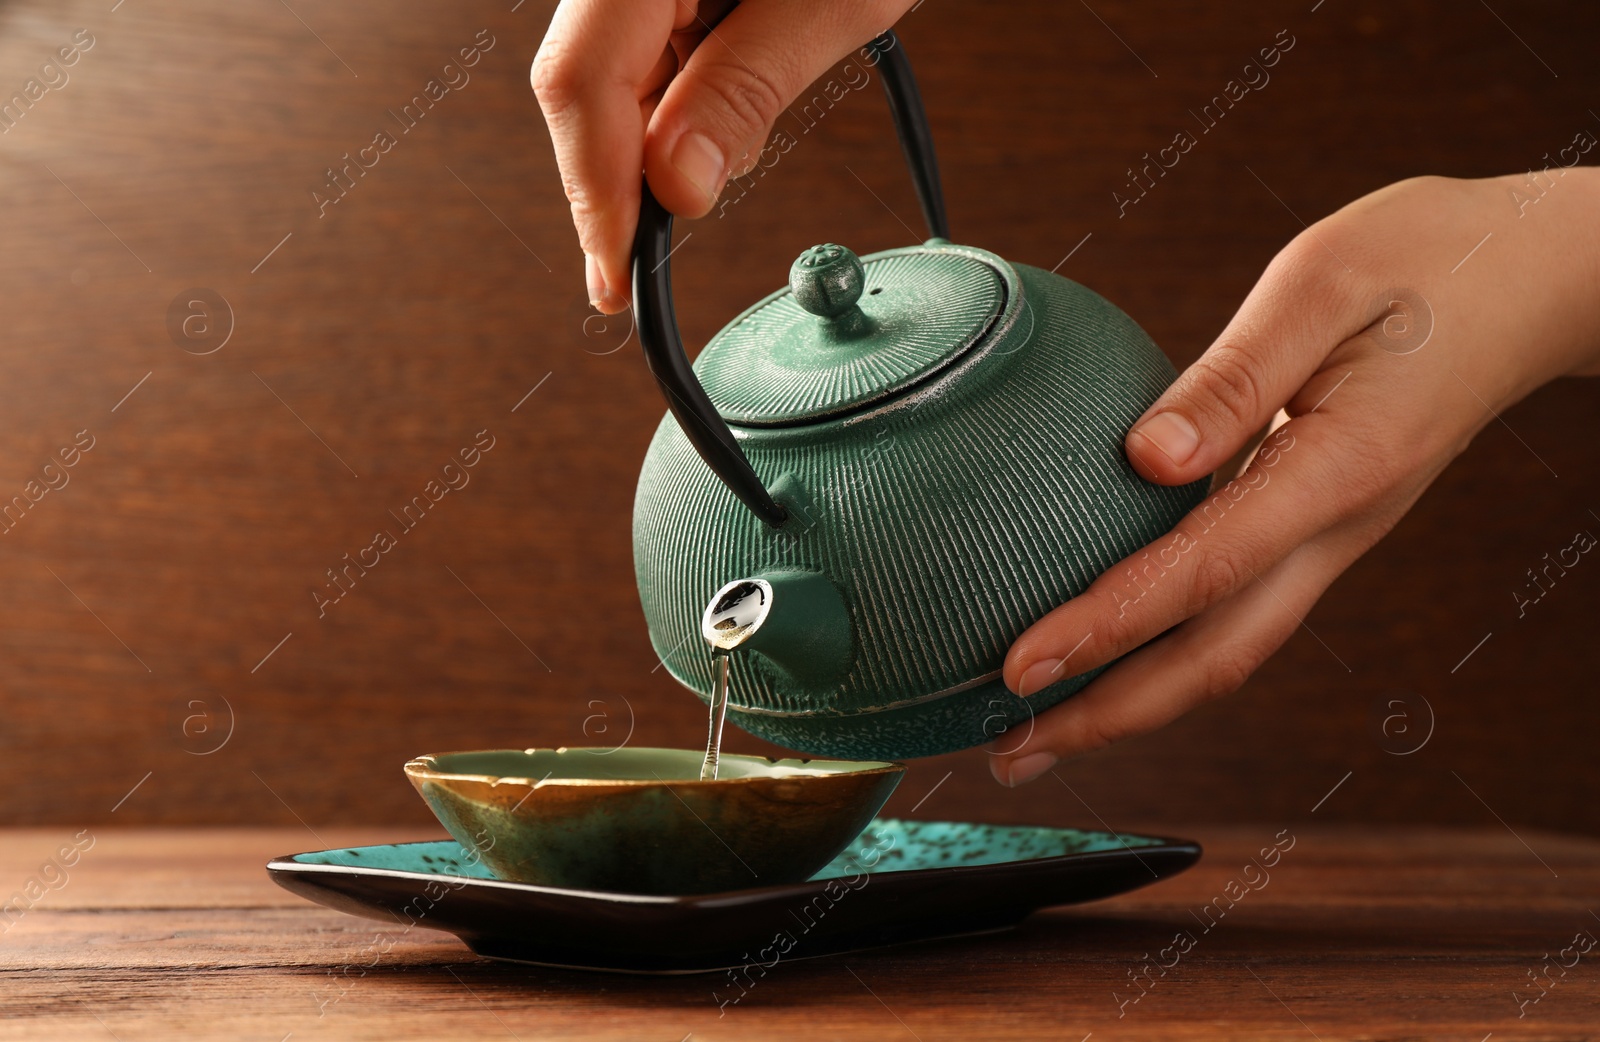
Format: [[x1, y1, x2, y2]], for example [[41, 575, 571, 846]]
[[1, 0, 1597, 837]]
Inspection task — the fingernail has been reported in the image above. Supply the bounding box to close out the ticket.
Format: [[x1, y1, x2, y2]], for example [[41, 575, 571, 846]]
[[1016, 658, 1064, 698], [585, 253, 621, 313], [1132, 411, 1200, 467], [671, 131, 726, 207], [1002, 752, 1058, 788]]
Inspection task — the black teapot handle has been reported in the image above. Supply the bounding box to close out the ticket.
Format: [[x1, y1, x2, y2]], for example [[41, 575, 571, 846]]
[[632, 29, 948, 528]]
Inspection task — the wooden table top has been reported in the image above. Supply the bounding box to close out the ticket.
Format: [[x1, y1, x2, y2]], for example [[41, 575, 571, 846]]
[[2, 825, 1596, 1040]]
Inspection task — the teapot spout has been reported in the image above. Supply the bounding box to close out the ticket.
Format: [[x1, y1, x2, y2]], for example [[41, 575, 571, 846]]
[[705, 571, 852, 688]]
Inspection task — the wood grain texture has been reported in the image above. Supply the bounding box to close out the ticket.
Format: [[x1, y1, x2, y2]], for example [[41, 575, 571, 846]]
[[2, 826, 1598, 1038], [0, 0, 1597, 832]]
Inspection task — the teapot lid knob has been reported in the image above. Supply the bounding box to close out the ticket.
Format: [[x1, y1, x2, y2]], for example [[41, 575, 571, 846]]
[[790, 243, 865, 320]]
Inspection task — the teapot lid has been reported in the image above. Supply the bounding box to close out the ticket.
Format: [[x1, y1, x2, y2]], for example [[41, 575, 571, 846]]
[[694, 241, 1005, 427]]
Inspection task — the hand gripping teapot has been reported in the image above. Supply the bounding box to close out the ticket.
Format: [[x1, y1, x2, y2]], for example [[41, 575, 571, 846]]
[[630, 32, 1207, 760]]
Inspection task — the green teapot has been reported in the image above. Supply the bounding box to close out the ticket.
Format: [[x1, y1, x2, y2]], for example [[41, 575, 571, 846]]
[[631, 32, 1207, 760]]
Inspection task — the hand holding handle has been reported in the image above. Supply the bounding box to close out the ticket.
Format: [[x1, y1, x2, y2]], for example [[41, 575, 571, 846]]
[[632, 29, 947, 527]]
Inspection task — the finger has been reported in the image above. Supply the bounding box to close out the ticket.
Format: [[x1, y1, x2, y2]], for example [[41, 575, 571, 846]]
[[532, 0, 684, 313], [1005, 407, 1349, 698], [1125, 228, 1383, 486], [1211, 408, 1291, 489], [643, 0, 915, 220], [990, 539, 1349, 787]]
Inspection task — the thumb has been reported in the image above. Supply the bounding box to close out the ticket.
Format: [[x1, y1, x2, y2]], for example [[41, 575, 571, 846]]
[[643, 0, 917, 220], [1125, 233, 1377, 485]]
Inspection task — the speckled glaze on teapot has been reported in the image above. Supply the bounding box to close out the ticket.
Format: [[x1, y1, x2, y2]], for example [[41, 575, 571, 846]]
[[630, 31, 1207, 760]]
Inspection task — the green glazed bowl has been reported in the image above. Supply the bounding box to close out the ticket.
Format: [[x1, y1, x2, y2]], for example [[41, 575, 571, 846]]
[[404, 747, 904, 895]]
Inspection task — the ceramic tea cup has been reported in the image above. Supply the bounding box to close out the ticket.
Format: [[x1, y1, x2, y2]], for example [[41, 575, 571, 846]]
[[404, 747, 904, 895]]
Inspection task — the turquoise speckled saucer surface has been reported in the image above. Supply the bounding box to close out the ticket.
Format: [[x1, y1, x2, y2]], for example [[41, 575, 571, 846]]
[[289, 818, 1166, 880], [270, 817, 1198, 973]]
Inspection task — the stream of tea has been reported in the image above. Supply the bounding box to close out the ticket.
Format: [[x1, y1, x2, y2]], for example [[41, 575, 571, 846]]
[[700, 650, 732, 781], [698, 578, 772, 781]]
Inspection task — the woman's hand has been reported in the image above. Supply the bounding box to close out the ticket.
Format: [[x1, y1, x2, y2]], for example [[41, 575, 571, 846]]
[[532, 0, 917, 314], [993, 169, 1600, 787]]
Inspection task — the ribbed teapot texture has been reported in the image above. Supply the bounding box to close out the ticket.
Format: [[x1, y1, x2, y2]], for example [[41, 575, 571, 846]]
[[633, 240, 1207, 760]]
